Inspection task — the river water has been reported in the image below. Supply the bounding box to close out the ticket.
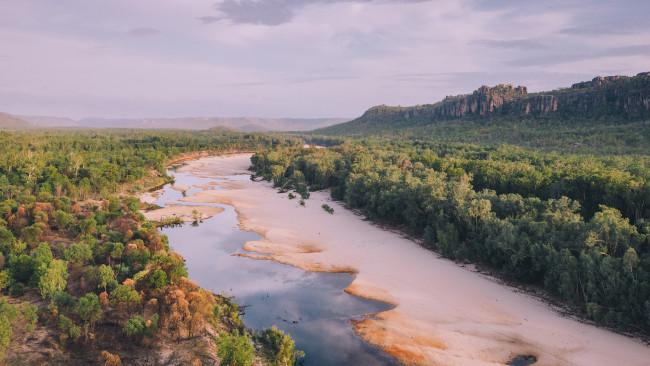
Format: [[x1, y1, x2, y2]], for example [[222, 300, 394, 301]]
[[155, 168, 400, 366]]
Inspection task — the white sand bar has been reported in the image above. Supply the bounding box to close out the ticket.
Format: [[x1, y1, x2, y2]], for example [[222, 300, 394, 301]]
[[179, 153, 650, 366]]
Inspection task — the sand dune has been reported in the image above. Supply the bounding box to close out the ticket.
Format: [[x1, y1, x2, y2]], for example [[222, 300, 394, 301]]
[[178, 153, 650, 366]]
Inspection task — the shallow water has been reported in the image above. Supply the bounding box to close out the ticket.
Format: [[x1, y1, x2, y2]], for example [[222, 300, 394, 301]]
[[158, 170, 399, 366]]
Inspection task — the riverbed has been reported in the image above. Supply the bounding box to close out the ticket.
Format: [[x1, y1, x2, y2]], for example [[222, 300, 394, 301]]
[[165, 153, 650, 366], [152, 166, 400, 365]]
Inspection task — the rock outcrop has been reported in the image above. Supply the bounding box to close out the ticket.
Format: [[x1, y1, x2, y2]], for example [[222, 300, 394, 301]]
[[327, 72, 650, 133]]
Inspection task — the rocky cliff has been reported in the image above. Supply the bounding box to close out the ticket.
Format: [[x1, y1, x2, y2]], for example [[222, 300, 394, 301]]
[[322, 72, 650, 134]]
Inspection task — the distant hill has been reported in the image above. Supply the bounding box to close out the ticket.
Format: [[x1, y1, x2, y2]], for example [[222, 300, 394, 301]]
[[0, 112, 30, 129], [21, 116, 346, 131], [317, 72, 650, 135], [75, 117, 346, 131], [19, 115, 79, 127]]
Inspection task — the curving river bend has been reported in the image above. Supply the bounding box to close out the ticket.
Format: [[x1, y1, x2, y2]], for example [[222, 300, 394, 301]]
[[154, 167, 399, 366]]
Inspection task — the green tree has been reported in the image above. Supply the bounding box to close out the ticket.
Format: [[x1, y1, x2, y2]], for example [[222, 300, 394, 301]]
[[256, 326, 303, 366], [52, 210, 74, 230], [122, 315, 146, 338], [586, 205, 638, 256], [97, 264, 116, 292], [109, 284, 141, 310], [216, 332, 254, 366], [31, 243, 53, 283], [38, 259, 69, 299], [64, 242, 93, 265], [58, 314, 81, 342], [148, 269, 168, 289], [76, 293, 103, 340]]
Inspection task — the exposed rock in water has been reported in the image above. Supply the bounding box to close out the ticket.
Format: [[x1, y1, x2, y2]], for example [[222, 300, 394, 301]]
[[509, 354, 537, 366]]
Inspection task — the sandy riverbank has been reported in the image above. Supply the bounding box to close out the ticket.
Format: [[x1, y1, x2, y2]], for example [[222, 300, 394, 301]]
[[177, 153, 650, 366], [142, 205, 224, 223]]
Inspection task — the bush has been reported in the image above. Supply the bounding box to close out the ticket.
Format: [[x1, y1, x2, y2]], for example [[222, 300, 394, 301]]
[[216, 332, 254, 366], [109, 284, 141, 310], [58, 314, 81, 342], [123, 316, 146, 337], [64, 243, 93, 265], [9, 282, 25, 296], [0, 271, 12, 291], [148, 269, 168, 289], [321, 204, 334, 214], [76, 293, 102, 327], [256, 326, 303, 366], [0, 315, 11, 359]]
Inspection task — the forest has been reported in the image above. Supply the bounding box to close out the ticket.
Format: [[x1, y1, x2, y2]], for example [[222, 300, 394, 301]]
[[0, 129, 302, 365], [1, 123, 649, 362], [251, 137, 650, 335]]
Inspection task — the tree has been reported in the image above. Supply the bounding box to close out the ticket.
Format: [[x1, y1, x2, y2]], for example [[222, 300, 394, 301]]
[[110, 243, 124, 263], [256, 326, 303, 366], [20, 224, 44, 246], [97, 264, 116, 292], [0, 228, 15, 253], [76, 293, 103, 340], [586, 205, 638, 256], [31, 242, 53, 283], [38, 259, 68, 299], [122, 315, 145, 338], [52, 210, 74, 230], [623, 247, 640, 275], [216, 332, 254, 366], [64, 242, 93, 265], [57, 314, 81, 342], [110, 284, 141, 310], [148, 269, 168, 289], [9, 253, 34, 283]]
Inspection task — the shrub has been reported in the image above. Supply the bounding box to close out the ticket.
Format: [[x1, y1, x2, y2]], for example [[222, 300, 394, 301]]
[[76, 293, 102, 328], [58, 314, 81, 342], [64, 243, 93, 265], [216, 332, 254, 366], [0, 271, 12, 291], [109, 284, 141, 310], [122, 316, 145, 337], [148, 269, 168, 289], [321, 204, 334, 214], [256, 326, 303, 366]]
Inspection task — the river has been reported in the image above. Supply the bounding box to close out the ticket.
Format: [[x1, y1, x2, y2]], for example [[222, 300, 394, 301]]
[[154, 167, 400, 366]]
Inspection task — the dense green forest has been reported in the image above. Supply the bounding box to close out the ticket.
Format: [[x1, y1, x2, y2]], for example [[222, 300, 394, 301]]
[[251, 138, 650, 334], [0, 130, 301, 364], [314, 119, 650, 155]]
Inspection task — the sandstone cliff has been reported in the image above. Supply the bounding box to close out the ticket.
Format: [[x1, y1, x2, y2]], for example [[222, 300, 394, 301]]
[[324, 72, 650, 134]]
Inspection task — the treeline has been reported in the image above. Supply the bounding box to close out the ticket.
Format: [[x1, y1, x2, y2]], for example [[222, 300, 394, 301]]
[[314, 118, 650, 155], [0, 129, 299, 200], [0, 130, 301, 364], [251, 140, 650, 334]]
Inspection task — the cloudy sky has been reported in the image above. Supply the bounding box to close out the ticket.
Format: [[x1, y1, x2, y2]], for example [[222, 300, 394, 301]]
[[0, 0, 648, 119]]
